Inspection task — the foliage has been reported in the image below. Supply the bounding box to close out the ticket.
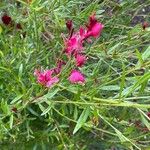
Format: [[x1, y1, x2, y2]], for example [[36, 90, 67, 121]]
[[0, 0, 150, 149]]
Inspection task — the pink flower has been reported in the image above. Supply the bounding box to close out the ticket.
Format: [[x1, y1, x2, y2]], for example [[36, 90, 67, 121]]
[[69, 70, 85, 84], [46, 76, 59, 87], [65, 34, 83, 56], [79, 27, 86, 38], [63, 14, 104, 56], [86, 13, 104, 38], [34, 69, 59, 87], [75, 54, 87, 67]]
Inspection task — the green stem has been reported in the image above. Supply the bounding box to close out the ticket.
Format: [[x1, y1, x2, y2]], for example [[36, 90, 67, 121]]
[[57, 84, 150, 109]]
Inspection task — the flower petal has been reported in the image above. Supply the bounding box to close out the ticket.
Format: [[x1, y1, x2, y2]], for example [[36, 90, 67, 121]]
[[69, 70, 85, 84]]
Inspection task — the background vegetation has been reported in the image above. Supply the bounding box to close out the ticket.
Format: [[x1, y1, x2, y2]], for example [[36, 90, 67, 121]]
[[0, 0, 150, 149]]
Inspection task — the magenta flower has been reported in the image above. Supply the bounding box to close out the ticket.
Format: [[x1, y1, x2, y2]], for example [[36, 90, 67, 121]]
[[65, 34, 83, 56], [1, 14, 12, 26], [86, 13, 104, 38], [64, 14, 104, 56], [75, 54, 87, 67], [79, 27, 85, 37], [34, 69, 59, 87], [69, 70, 85, 84]]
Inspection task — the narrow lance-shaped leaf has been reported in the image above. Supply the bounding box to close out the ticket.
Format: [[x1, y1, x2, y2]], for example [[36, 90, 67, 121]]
[[99, 114, 141, 150], [11, 94, 23, 104], [73, 106, 90, 134], [10, 114, 13, 129], [119, 62, 126, 98], [138, 108, 150, 131], [135, 49, 143, 68], [125, 72, 150, 97], [142, 46, 150, 61]]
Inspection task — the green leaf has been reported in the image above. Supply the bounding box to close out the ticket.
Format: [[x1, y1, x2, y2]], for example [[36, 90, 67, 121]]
[[115, 129, 128, 143], [141, 115, 150, 131], [125, 72, 150, 97], [1, 99, 11, 115], [138, 109, 150, 130], [129, 24, 141, 35], [146, 27, 150, 31], [139, 79, 148, 94], [10, 114, 13, 129], [73, 106, 90, 134], [44, 88, 59, 99], [0, 50, 4, 57], [100, 85, 120, 91], [96, 10, 105, 15], [27, 107, 39, 117], [38, 103, 45, 112], [135, 49, 143, 67], [0, 25, 2, 34], [108, 42, 121, 54], [18, 64, 23, 78], [0, 66, 11, 73], [73, 106, 78, 120], [142, 46, 150, 61], [99, 114, 140, 150], [10, 94, 23, 104], [119, 63, 126, 98], [41, 105, 52, 116]]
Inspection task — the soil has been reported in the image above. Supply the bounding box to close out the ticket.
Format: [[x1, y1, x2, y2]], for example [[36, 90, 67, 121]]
[[131, 2, 150, 26]]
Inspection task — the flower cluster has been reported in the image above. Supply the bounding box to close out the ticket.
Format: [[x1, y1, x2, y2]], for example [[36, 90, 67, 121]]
[[34, 69, 59, 88], [34, 13, 104, 87], [1, 14, 22, 30]]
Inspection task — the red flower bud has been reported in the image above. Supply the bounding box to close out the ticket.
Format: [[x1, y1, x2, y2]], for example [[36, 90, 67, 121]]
[[16, 23, 22, 30], [1, 14, 12, 25], [66, 20, 73, 31], [142, 21, 149, 30], [12, 107, 17, 113]]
